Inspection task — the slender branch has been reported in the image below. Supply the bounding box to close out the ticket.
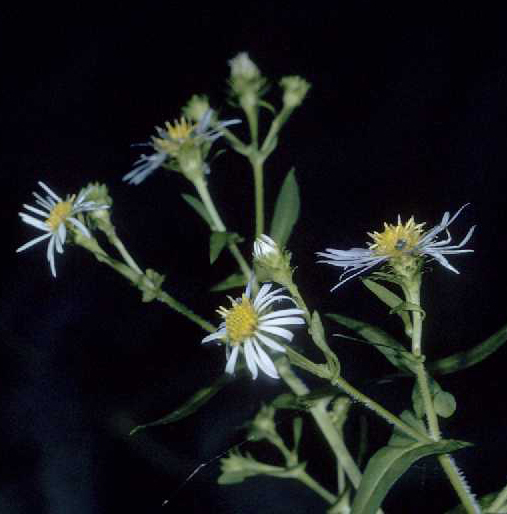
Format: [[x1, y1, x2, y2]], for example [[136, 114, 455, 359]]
[[277, 358, 363, 489], [193, 176, 251, 279], [489, 479, 507, 512]]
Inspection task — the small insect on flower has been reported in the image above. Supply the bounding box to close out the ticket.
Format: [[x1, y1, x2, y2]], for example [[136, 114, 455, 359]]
[[317, 205, 475, 290], [202, 280, 305, 379], [16, 182, 108, 277], [123, 109, 240, 185]]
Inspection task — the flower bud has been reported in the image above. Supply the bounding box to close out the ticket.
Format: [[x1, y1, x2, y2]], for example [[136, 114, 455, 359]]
[[253, 234, 293, 285], [280, 76, 311, 109], [183, 94, 211, 123], [228, 52, 265, 100]]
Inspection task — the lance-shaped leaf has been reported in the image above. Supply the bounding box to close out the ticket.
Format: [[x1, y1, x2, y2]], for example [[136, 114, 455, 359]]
[[130, 371, 241, 435], [326, 313, 418, 374], [181, 193, 214, 229], [361, 279, 412, 336], [210, 231, 244, 264], [270, 167, 300, 247], [351, 439, 471, 514], [428, 323, 507, 375], [211, 272, 248, 292]]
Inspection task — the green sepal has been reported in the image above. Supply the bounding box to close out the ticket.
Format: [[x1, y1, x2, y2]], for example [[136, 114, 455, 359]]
[[428, 323, 507, 375], [326, 313, 417, 374], [141, 269, 165, 303], [129, 371, 239, 435], [210, 272, 248, 292], [270, 167, 300, 247], [361, 278, 412, 336], [351, 438, 471, 514], [181, 193, 214, 229], [210, 231, 244, 264], [412, 378, 456, 419]]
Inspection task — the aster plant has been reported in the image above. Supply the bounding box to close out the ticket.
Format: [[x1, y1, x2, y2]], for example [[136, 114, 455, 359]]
[[16, 53, 507, 514]]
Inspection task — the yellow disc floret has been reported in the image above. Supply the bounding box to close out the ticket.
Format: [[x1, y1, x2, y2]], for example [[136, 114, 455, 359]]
[[45, 198, 74, 232], [218, 294, 258, 345], [368, 216, 425, 258], [153, 117, 195, 157]]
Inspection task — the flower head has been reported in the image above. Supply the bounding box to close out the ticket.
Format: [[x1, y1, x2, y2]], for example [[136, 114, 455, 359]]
[[202, 281, 305, 379], [17, 181, 108, 277], [123, 109, 240, 185], [317, 205, 475, 290]]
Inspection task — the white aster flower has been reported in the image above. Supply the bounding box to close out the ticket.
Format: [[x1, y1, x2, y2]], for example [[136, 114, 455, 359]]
[[202, 281, 305, 379], [317, 204, 475, 290], [123, 109, 240, 185], [17, 181, 108, 277]]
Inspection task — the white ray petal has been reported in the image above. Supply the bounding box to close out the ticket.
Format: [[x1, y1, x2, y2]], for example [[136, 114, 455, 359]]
[[258, 325, 294, 342], [243, 340, 258, 379], [251, 341, 279, 379], [38, 182, 62, 202], [259, 308, 305, 321], [255, 332, 286, 353], [16, 232, 52, 253], [260, 317, 306, 327], [202, 329, 226, 344], [225, 345, 240, 375]]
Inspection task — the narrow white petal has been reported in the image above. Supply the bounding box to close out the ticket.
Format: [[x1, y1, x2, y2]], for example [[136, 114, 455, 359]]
[[253, 283, 275, 307], [258, 325, 294, 342], [225, 345, 240, 375], [16, 232, 52, 253], [58, 222, 66, 247], [68, 217, 91, 237], [243, 340, 258, 379], [46, 236, 57, 277], [426, 250, 459, 273], [256, 294, 297, 312], [255, 331, 286, 353], [33, 192, 53, 210], [38, 182, 62, 202], [22, 204, 48, 217], [251, 341, 279, 379], [260, 317, 306, 327], [259, 308, 305, 321], [202, 330, 226, 344], [19, 214, 49, 231]]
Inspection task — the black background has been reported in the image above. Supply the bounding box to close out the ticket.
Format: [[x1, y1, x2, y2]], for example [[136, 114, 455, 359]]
[[2, 4, 507, 513]]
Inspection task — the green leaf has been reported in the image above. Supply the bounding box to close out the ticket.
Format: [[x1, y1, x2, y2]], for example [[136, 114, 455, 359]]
[[270, 167, 300, 247], [210, 272, 248, 292], [361, 279, 412, 336], [130, 372, 236, 435], [428, 323, 507, 375], [292, 417, 303, 453], [388, 410, 428, 447], [210, 231, 244, 264], [326, 313, 417, 374], [351, 439, 470, 514], [181, 193, 214, 229]]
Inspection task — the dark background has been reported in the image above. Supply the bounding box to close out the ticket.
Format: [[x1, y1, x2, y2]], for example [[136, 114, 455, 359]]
[[2, 4, 507, 513]]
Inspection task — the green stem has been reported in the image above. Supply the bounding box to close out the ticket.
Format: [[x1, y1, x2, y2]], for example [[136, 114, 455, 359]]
[[75, 235, 216, 334], [107, 229, 143, 274], [331, 375, 430, 443], [277, 359, 363, 490], [193, 176, 251, 279], [251, 156, 265, 237], [405, 276, 480, 514], [297, 470, 337, 505]]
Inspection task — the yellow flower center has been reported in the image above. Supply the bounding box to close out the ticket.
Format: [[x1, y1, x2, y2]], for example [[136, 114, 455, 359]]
[[218, 294, 258, 345], [153, 117, 195, 157], [368, 216, 425, 258], [45, 198, 74, 232]]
